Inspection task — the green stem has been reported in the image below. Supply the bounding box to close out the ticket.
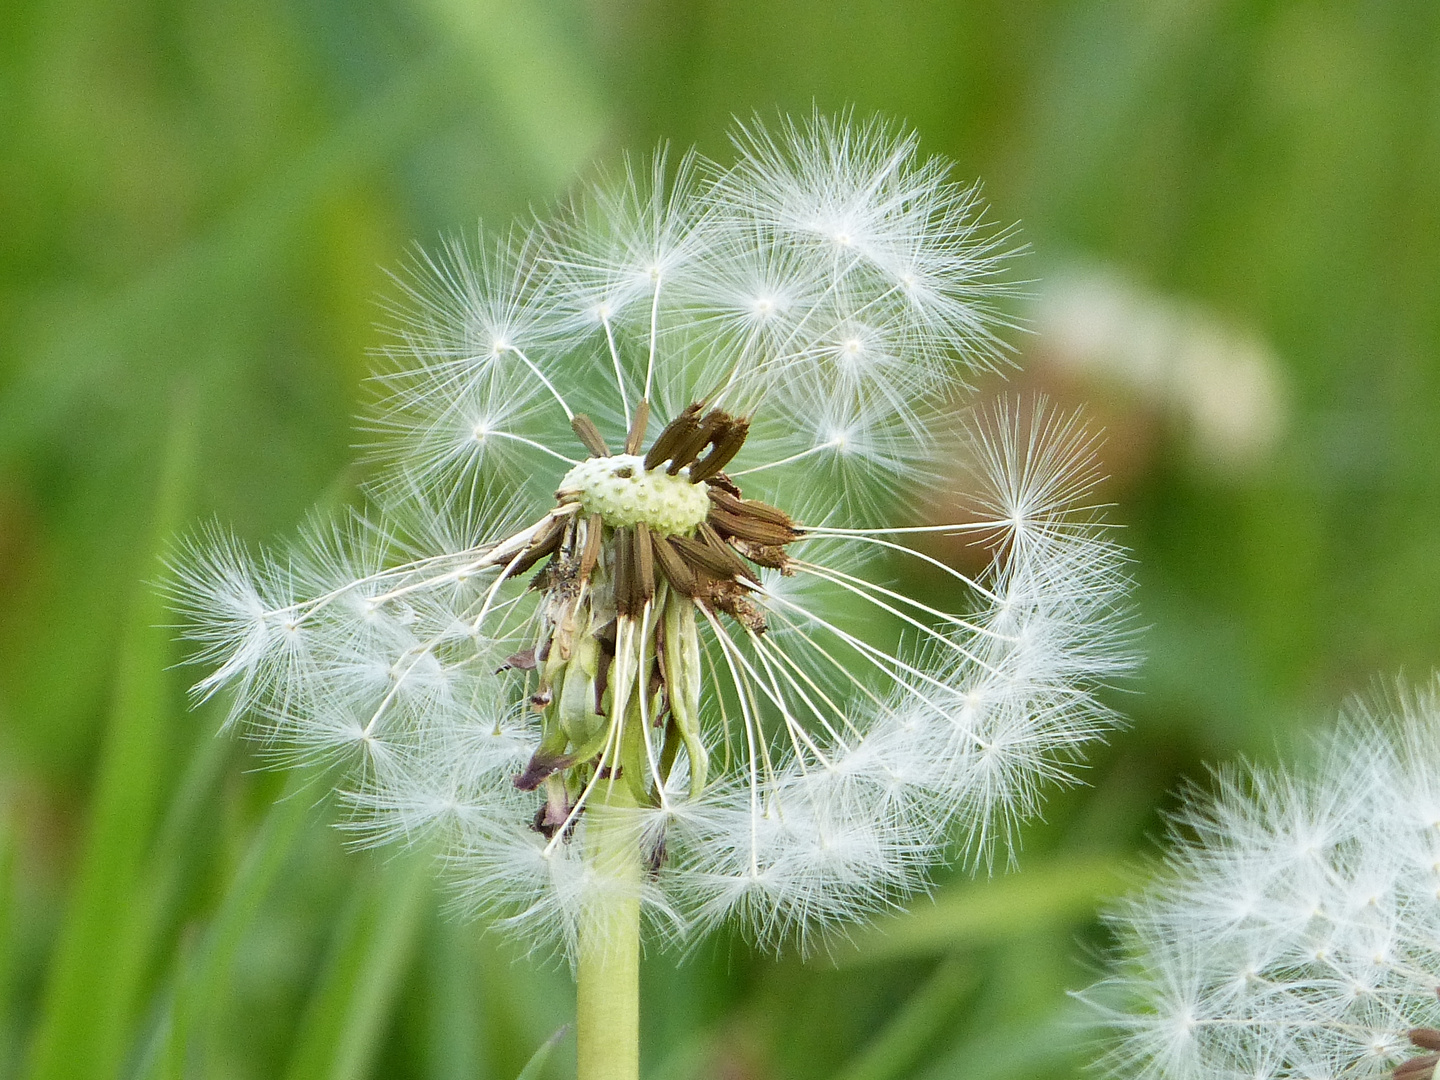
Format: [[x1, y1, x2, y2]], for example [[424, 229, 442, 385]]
[[576, 783, 642, 1080]]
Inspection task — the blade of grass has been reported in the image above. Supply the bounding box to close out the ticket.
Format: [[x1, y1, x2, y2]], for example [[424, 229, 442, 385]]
[[515, 1027, 570, 1080], [25, 391, 197, 1080], [137, 768, 318, 1080], [830, 855, 1126, 966], [0, 56, 458, 460], [127, 720, 237, 991], [0, 810, 16, 1074], [832, 954, 976, 1080], [2, 6, 610, 465], [133, 461, 366, 1080], [418, 0, 608, 188], [915, 933, 1085, 1080], [920, 1018, 1076, 1080], [281, 854, 431, 1080], [422, 912, 483, 1080]]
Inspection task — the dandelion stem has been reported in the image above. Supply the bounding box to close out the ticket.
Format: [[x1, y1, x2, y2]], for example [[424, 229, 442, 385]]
[[576, 783, 642, 1080]]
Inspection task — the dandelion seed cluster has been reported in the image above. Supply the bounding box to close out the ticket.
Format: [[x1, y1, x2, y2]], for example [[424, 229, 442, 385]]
[[1087, 678, 1440, 1080], [173, 113, 1130, 955]]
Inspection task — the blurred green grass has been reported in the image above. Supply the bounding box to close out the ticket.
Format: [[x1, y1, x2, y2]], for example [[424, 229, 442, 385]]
[[2, 0, 1439, 1077]]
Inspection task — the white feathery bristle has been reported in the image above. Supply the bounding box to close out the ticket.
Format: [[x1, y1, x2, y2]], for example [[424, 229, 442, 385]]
[[1086, 677, 1440, 1080]]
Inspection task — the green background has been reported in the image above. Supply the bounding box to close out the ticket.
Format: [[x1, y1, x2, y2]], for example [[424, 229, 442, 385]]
[[2, 0, 1438, 1076]]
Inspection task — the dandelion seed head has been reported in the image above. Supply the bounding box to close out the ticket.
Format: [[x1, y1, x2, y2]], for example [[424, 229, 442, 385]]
[[172, 113, 1130, 958], [1086, 676, 1440, 1080]]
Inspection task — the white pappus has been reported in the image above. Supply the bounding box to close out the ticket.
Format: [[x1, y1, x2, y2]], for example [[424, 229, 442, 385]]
[[1085, 677, 1440, 1080], [171, 112, 1132, 957]]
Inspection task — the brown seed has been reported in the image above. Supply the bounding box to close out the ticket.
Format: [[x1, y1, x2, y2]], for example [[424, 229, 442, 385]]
[[706, 487, 794, 527], [634, 522, 656, 603], [508, 515, 569, 576], [698, 522, 760, 582], [613, 527, 636, 617], [688, 417, 750, 481], [666, 410, 728, 474], [732, 540, 792, 571], [670, 530, 756, 584], [580, 514, 603, 581], [534, 550, 580, 597], [651, 534, 699, 596], [625, 397, 651, 455], [706, 473, 743, 499], [707, 503, 799, 546], [1412, 1030, 1440, 1052], [570, 413, 610, 457], [703, 580, 768, 632], [1394, 1052, 1439, 1080], [643, 404, 702, 471]]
